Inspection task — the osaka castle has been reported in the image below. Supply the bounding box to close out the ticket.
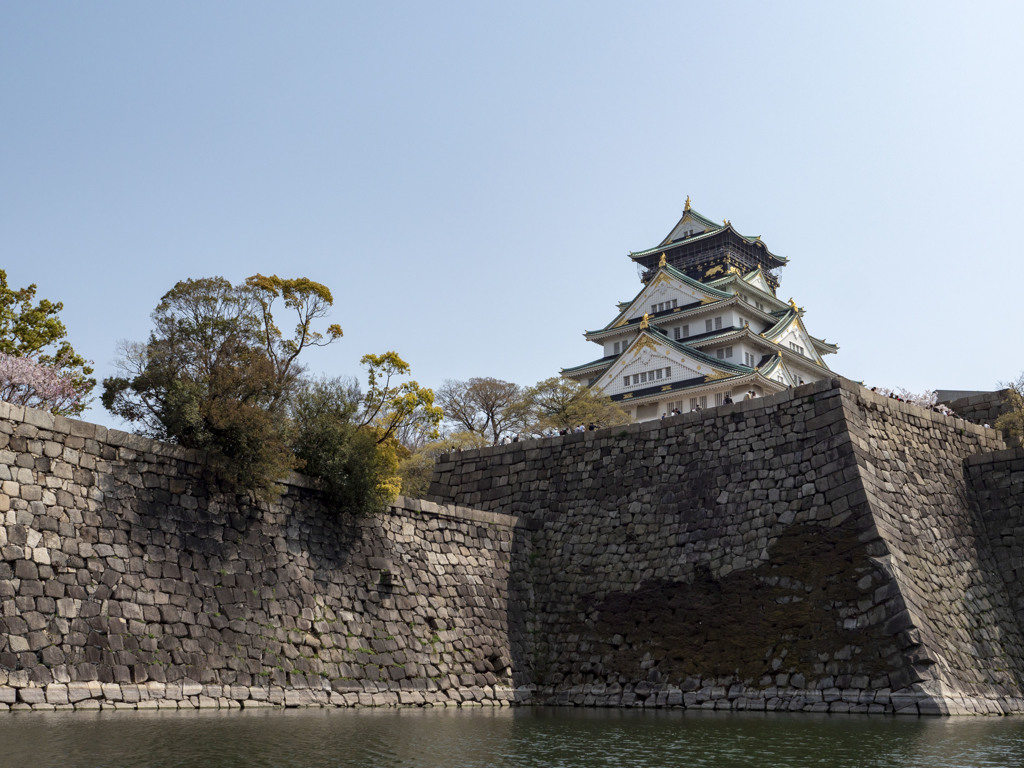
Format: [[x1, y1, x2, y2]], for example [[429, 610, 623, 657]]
[[562, 198, 839, 422]]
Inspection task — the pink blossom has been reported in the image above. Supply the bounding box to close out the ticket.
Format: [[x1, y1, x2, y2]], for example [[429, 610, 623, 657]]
[[0, 352, 87, 414], [874, 386, 956, 417]]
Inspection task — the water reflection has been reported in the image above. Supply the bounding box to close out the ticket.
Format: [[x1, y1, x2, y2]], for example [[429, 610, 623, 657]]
[[1, 708, 1023, 768]]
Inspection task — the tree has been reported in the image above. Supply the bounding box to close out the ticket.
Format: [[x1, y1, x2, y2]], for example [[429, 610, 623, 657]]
[[102, 275, 343, 498], [0, 269, 94, 414], [0, 353, 89, 415], [526, 376, 629, 433], [358, 352, 442, 445], [245, 274, 343, 400], [995, 371, 1024, 446], [291, 355, 441, 512], [435, 377, 531, 444], [290, 377, 396, 514]]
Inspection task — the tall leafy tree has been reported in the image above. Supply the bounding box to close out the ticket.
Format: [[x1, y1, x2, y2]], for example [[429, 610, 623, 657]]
[[291, 354, 441, 512], [435, 377, 531, 444], [0, 269, 94, 414], [358, 352, 442, 445], [526, 376, 628, 432], [102, 275, 343, 498]]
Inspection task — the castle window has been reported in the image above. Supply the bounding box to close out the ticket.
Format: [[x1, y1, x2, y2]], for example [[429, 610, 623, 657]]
[[705, 319, 712, 333], [623, 376, 629, 387], [715, 393, 724, 406], [744, 352, 756, 366], [682, 324, 689, 338], [715, 317, 722, 330], [633, 374, 640, 385], [789, 342, 805, 356], [672, 299, 678, 308], [613, 341, 620, 354], [674, 327, 681, 340], [640, 372, 648, 383], [655, 369, 663, 380]]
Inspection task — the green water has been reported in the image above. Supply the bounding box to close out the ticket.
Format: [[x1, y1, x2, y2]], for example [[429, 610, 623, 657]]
[[1, 708, 1023, 768]]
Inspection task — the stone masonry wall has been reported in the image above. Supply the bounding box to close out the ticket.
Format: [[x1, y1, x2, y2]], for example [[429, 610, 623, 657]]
[[940, 390, 1011, 429], [841, 389, 1024, 712], [429, 378, 1023, 715], [0, 400, 519, 712], [2, 378, 1021, 716], [967, 447, 1024, 641]]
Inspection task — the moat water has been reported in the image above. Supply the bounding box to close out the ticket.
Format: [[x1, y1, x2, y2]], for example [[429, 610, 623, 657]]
[[2, 708, 1024, 768]]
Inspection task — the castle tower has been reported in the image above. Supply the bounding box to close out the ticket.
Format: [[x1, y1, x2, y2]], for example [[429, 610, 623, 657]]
[[562, 199, 839, 421]]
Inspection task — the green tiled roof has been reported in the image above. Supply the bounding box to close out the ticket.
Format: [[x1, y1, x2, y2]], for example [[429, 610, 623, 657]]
[[629, 208, 787, 265], [660, 333, 752, 374], [630, 226, 722, 258], [662, 264, 734, 299], [564, 328, 754, 383], [761, 309, 797, 340], [561, 355, 616, 375], [590, 264, 735, 335]]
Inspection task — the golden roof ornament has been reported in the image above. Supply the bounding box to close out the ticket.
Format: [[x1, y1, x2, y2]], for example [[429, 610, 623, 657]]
[[684, 195, 691, 211], [639, 313, 650, 329], [658, 253, 667, 268]]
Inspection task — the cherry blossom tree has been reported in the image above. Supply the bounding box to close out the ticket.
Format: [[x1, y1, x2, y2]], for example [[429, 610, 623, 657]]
[[874, 387, 956, 417], [0, 269, 94, 415], [0, 352, 88, 415]]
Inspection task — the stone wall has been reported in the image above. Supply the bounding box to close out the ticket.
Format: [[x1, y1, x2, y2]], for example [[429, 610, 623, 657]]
[[967, 447, 1024, 637], [938, 389, 1011, 428], [3, 377, 1023, 716], [0, 400, 519, 711], [429, 378, 1024, 715]]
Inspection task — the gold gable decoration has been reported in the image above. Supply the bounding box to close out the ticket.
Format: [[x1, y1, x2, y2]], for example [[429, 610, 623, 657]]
[[658, 253, 667, 268], [704, 370, 733, 381], [634, 336, 659, 353], [639, 313, 650, 329], [651, 272, 671, 288]]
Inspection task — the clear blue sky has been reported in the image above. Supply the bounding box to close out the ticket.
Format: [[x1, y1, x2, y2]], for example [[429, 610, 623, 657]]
[[3, 2, 1022, 427]]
